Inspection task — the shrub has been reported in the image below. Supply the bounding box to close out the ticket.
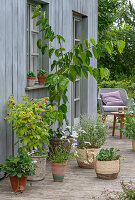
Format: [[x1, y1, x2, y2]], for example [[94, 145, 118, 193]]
[[75, 115, 108, 149]]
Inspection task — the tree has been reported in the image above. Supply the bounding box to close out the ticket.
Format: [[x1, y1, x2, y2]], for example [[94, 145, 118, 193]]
[[98, 0, 135, 81]]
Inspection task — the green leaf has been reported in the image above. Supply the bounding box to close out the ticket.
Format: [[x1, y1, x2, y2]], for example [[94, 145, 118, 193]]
[[84, 39, 90, 49], [81, 52, 86, 65], [88, 66, 93, 76], [92, 46, 98, 59], [58, 104, 67, 114], [17, 173, 22, 178], [93, 68, 99, 81], [73, 56, 78, 66], [90, 38, 96, 46], [117, 40, 125, 54], [50, 35, 56, 42], [100, 68, 104, 80], [105, 41, 113, 54], [37, 39, 42, 49], [41, 44, 48, 55], [48, 48, 55, 58], [103, 68, 110, 79], [59, 76, 69, 91], [82, 66, 88, 78], [57, 35, 65, 44]]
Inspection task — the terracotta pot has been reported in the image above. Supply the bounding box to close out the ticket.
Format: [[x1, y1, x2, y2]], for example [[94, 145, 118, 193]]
[[132, 139, 135, 151], [50, 162, 67, 182], [76, 148, 100, 169], [95, 159, 120, 180], [49, 136, 73, 154], [37, 76, 47, 85], [27, 77, 36, 87], [27, 156, 46, 181], [9, 175, 27, 193]]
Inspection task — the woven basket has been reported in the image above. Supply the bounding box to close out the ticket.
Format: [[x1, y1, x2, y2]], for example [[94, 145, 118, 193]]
[[76, 148, 100, 169], [95, 159, 120, 180]]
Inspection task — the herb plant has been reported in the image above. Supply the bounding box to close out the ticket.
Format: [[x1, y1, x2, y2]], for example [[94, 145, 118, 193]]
[[123, 103, 135, 139], [0, 148, 36, 178], [96, 148, 121, 161], [5, 96, 56, 154], [27, 72, 36, 77], [37, 69, 48, 76], [49, 145, 74, 163], [76, 115, 107, 149]]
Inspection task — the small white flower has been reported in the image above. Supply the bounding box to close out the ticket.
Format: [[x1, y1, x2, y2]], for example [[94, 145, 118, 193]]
[[32, 160, 37, 163], [88, 158, 93, 163], [83, 160, 89, 164]]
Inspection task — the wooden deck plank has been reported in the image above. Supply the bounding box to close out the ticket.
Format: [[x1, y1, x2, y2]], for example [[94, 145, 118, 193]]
[[0, 127, 134, 199]]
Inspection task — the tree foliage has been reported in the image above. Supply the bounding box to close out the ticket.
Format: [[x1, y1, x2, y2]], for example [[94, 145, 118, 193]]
[[98, 0, 135, 80]]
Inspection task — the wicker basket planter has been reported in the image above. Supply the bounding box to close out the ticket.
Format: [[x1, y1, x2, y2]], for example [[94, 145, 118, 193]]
[[27, 156, 46, 181], [95, 159, 120, 180], [132, 139, 135, 151], [76, 148, 100, 169]]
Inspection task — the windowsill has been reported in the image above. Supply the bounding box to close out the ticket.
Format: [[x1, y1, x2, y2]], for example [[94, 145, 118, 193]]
[[25, 84, 48, 91]]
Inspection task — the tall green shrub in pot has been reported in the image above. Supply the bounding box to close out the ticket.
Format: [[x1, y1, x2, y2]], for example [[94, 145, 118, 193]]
[[75, 115, 108, 168], [5, 95, 56, 180]]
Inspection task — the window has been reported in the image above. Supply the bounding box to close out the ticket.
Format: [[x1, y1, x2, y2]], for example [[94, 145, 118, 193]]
[[27, 3, 44, 78], [73, 15, 82, 124]]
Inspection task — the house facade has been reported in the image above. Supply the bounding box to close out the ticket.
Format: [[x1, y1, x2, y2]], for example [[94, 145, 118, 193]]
[[0, 0, 98, 168]]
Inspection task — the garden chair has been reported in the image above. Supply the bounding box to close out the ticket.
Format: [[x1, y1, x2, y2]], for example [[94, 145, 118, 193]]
[[98, 88, 134, 118]]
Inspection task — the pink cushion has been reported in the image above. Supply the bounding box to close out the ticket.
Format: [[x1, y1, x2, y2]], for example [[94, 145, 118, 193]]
[[100, 91, 125, 106]]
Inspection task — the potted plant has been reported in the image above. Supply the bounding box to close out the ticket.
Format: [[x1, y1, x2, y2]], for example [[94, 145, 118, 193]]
[[49, 127, 73, 154], [49, 145, 74, 182], [0, 148, 36, 193], [95, 148, 121, 180], [32, 5, 111, 147], [123, 103, 135, 151], [27, 72, 36, 87], [75, 115, 107, 168], [37, 69, 48, 85], [5, 95, 56, 181]]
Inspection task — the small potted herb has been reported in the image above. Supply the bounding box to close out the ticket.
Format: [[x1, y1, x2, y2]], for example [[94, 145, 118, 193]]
[[0, 148, 36, 193], [75, 115, 107, 168], [95, 148, 121, 180], [49, 145, 74, 182], [27, 72, 36, 87], [37, 69, 48, 85], [123, 103, 135, 151]]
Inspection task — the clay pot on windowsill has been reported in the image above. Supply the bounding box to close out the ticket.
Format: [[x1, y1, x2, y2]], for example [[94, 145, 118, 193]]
[[9, 175, 27, 193], [37, 76, 47, 85], [27, 77, 36, 87]]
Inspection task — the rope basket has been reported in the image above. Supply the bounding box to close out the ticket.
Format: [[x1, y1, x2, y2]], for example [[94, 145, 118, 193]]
[[95, 159, 120, 180], [76, 148, 100, 169]]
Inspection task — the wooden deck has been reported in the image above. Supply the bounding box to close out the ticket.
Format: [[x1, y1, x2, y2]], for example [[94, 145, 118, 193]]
[[0, 126, 135, 200]]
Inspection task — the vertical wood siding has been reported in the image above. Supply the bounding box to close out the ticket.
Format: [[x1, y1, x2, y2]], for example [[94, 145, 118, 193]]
[[0, 0, 98, 163]]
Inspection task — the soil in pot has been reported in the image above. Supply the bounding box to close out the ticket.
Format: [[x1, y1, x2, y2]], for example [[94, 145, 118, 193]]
[[76, 148, 100, 169], [9, 175, 27, 193], [27, 77, 36, 87], [132, 139, 135, 151], [37, 76, 47, 85], [95, 159, 120, 180], [27, 156, 46, 181], [50, 162, 67, 182]]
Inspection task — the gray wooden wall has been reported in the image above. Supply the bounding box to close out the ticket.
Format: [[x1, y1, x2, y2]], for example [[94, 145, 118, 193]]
[[0, 0, 98, 164]]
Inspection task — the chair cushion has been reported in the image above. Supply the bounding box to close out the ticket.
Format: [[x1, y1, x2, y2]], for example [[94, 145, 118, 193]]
[[100, 91, 125, 106], [103, 106, 126, 112]]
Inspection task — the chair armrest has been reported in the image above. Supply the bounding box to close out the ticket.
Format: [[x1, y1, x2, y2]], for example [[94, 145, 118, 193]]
[[126, 98, 134, 107], [98, 98, 104, 114]]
